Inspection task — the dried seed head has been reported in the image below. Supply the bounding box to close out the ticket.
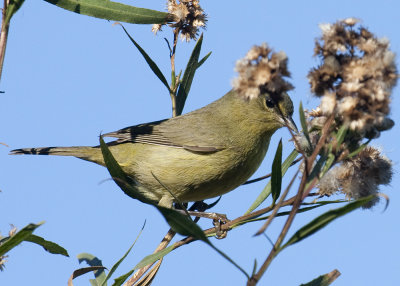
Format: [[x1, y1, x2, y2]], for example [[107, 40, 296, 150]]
[[232, 43, 293, 100], [151, 24, 163, 35], [308, 18, 398, 137], [153, 0, 207, 42], [318, 146, 393, 209]]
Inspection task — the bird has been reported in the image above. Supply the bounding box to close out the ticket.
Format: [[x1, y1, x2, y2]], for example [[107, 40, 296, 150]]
[[10, 90, 296, 208]]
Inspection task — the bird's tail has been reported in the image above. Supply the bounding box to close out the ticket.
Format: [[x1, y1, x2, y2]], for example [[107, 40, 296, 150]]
[[10, 146, 105, 165]]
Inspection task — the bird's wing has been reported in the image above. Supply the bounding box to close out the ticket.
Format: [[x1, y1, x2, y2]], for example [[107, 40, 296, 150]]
[[104, 118, 226, 154]]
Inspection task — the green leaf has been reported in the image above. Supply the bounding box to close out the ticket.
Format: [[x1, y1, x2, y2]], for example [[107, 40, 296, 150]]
[[99, 135, 153, 204], [245, 149, 299, 214], [101, 222, 146, 286], [4, 0, 25, 24], [156, 206, 208, 241], [335, 125, 348, 147], [281, 195, 375, 250], [197, 51, 212, 69], [299, 101, 311, 147], [251, 259, 258, 276], [307, 152, 327, 182], [0, 221, 44, 256], [348, 139, 371, 158], [176, 33, 204, 115], [44, 0, 173, 24], [25, 234, 69, 257], [321, 152, 335, 177], [119, 25, 170, 92], [112, 269, 135, 286], [77, 253, 107, 284], [271, 140, 283, 203], [300, 269, 341, 286], [133, 245, 175, 271]]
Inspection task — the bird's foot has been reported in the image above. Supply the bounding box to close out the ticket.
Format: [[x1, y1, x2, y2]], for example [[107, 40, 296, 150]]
[[184, 211, 229, 239]]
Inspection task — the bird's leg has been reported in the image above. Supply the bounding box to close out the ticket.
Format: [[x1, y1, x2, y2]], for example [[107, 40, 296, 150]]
[[186, 211, 228, 222]]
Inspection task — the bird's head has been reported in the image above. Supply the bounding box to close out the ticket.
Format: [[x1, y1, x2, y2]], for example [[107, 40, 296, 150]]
[[248, 91, 297, 134]]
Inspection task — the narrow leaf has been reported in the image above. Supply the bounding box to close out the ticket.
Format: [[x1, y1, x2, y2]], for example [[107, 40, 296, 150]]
[[299, 101, 311, 147], [197, 51, 212, 69], [44, 0, 172, 24], [246, 149, 299, 214], [281, 195, 375, 250], [156, 206, 208, 241], [120, 25, 170, 92], [176, 33, 204, 115], [321, 152, 335, 177], [0, 221, 44, 256], [134, 245, 175, 270], [300, 269, 341, 286], [4, 0, 25, 24], [112, 269, 135, 286], [101, 221, 146, 286], [307, 152, 327, 182], [99, 135, 153, 204], [25, 234, 69, 257], [271, 140, 283, 203], [348, 140, 371, 158], [68, 266, 107, 286], [335, 125, 348, 147], [251, 259, 258, 276]]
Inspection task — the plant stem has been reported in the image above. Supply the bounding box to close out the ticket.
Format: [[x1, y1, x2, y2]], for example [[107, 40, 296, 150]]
[[247, 114, 335, 285], [169, 28, 179, 117], [0, 0, 10, 83]]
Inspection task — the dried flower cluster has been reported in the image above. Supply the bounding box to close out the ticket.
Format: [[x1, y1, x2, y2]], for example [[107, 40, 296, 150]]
[[232, 43, 293, 100], [152, 0, 207, 42], [318, 146, 392, 209], [308, 18, 398, 138]]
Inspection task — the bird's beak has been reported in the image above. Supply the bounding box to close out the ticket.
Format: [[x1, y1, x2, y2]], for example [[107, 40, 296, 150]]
[[284, 116, 298, 133]]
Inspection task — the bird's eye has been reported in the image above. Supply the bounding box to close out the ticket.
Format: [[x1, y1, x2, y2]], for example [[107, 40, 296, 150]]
[[265, 98, 275, 108]]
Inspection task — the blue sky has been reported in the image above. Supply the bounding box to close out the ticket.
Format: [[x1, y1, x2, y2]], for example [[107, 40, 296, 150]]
[[1, 1, 400, 285]]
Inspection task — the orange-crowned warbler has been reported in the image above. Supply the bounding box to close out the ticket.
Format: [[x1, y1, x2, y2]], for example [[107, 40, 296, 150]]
[[11, 90, 296, 208]]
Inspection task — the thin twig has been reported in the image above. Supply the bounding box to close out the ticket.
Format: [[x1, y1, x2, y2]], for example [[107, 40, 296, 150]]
[[169, 29, 179, 117], [242, 157, 302, 185], [254, 169, 299, 236], [247, 113, 335, 285]]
